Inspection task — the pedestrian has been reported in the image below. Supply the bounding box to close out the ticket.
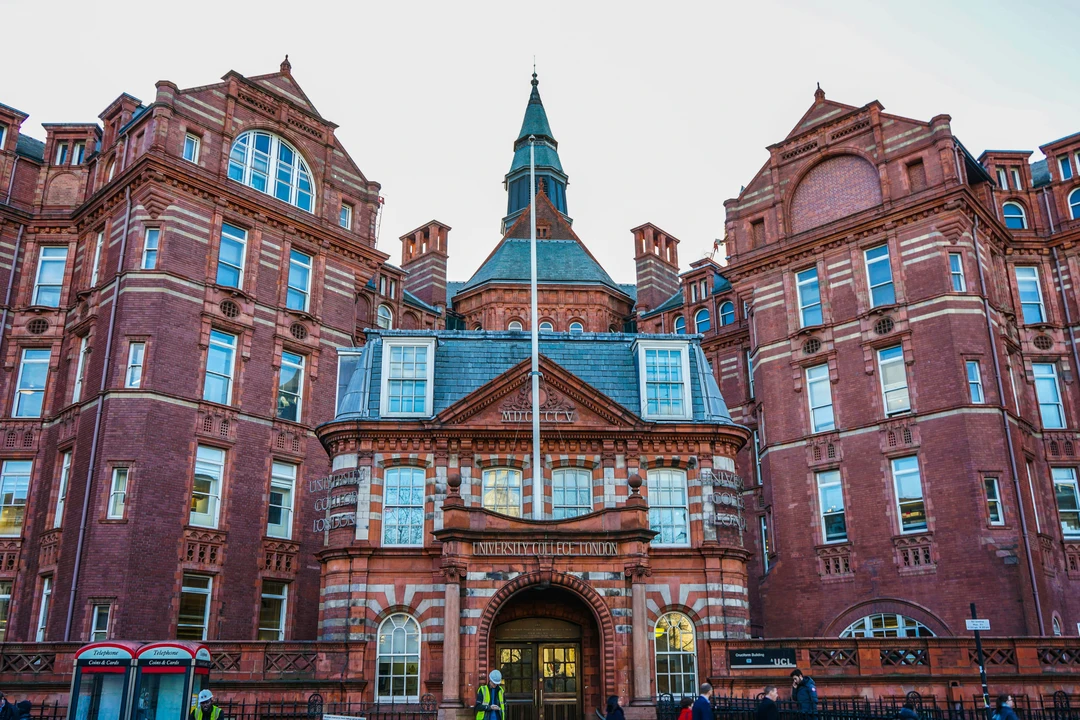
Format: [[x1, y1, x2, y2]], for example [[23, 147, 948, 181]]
[[13, 701, 30, 720], [756, 686, 779, 720], [188, 690, 221, 720], [897, 700, 918, 720], [677, 697, 693, 720], [0, 694, 16, 720], [474, 670, 505, 720], [606, 696, 625, 720], [692, 683, 713, 720], [790, 669, 818, 714], [992, 695, 1018, 720]]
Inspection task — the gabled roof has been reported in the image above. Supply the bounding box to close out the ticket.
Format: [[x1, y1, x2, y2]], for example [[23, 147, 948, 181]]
[[403, 289, 440, 314], [247, 65, 322, 118], [782, 85, 860, 141]]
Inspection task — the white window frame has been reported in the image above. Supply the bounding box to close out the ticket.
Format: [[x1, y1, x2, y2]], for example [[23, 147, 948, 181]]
[[267, 462, 296, 539], [747, 350, 755, 399], [481, 467, 522, 517], [508, 320, 523, 331], [258, 581, 288, 641], [73, 142, 86, 165], [891, 455, 927, 534], [89, 231, 104, 287], [673, 316, 686, 334], [14, 348, 51, 418], [997, 168, 1007, 188], [694, 308, 710, 333], [864, 244, 895, 307], [1015, 266, 1046, 324], [841, 613, 933, 638], [286, 249, 313, 312], [719, 301, 735, 326], [796, 267, 822, 327], [647, 468, 690, 547], [375, 613, 421, 702], [552, 467, 592, 519], [1003, 201, 1028, 230], [0, 460, 31, 537], [183, 134, 200, 164], [759, 514, 770, 573], [376, 304, 393, 330], [55, 142, 69, 165], [636, 341, 692, 421], [569, 321, 584, 333], [1033, 362, 1066, 429], [178, 574, 212, 640], [1011, 168, 1022, 191], [190, 445, 225, 528], [753, 429, 762, 485], [216, 223, 247, 289], [340, 203, 353, 230], [966, 360, 984, 404], [1052, 467, 1080, 539], [690, 283, 698, 303], [816, 469, 847, 543], [0, 580, 11, 642], [1070, 188, 1080, 221], [141, 228, 160, 270], [203, 330, 238, 405], [949, 252, 966, 292], [54, 452, 71, 529], [33, 246, 69, 307], [91, 604, 110, 641], [1060, 156, 1074, 181], [0, 126, 6, 150], [653, 612, 697, 699], [71, 336, 90, 404], [379, 338, 435, 418], [107, 467, 128, 519], [276, 351, 305, 422], [539, 321, 553, 332], [985, 477, 1004, 526], [382, 466, 426, 545], [36, 577, 52, 642], [877, 346, 911, 416], [125, 342, 145, 389], [805, 363, 835, 433], [227, 130, 315, 212]]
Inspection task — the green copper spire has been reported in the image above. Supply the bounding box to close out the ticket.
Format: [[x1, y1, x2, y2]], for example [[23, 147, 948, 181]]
[[503, 72, 569, 232], [517, 71, 555, 142]]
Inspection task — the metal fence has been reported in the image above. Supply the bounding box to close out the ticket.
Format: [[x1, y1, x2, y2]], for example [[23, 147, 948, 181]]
[[656, 692, 1080, 720], [218, 694, 438, 720]]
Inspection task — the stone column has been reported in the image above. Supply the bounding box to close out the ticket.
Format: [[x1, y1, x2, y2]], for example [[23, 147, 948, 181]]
[[442, 566, 464, 707], [630, 576, 651, 705]]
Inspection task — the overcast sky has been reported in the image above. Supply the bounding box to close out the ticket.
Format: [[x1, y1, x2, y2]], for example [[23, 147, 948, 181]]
[[4, 0, 1078, 284]]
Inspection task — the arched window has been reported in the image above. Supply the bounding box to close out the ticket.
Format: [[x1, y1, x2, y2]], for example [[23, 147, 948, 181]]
[[1069, 188, 1080, 220], [1052, 615, 1063, 636], [376, 613, 420, 701], [694, 309, 711, 334], [719, 301, 735, 326], [654, 612, 697, 698], [1002, 202, 1027, 230], [673, 316, 686, 334], [840, 613, 934, 638], [569, 321, 584, 333], [228, 131, 314, 212], [539, 321, 554, 332], [377, 304, 393, 329], [105, 158, 116, 182], [472, 323, 483, 331], [508, 320, 523, 331]]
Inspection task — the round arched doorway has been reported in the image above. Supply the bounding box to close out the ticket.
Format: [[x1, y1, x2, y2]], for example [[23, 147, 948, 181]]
[[490, 586, 602, 720]]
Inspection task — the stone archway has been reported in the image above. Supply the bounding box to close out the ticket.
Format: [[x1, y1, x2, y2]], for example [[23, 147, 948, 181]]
[[477, 570, 617, 704]]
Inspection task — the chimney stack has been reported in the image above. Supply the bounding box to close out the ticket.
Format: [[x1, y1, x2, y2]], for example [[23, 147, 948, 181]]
[[400, 220, 451, 310], [632, 223, 681, 315]]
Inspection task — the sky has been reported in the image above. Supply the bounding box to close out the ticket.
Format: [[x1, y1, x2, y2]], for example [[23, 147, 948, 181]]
[[3, 0, 1078, 285]]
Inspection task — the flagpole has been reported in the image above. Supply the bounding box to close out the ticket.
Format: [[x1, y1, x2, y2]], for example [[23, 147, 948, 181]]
[[529, 135, 543, 521]]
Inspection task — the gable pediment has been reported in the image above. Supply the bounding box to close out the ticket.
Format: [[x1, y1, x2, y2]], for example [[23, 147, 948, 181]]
[[436, 356, 642, 430]]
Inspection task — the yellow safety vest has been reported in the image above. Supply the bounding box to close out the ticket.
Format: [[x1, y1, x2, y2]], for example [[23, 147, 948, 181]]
[[192, 706, 222, 720], [476, 684, 505, 720]]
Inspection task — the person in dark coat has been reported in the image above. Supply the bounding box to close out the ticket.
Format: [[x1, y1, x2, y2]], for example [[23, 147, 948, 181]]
[[897, 701, 918, 720], [992, 695, 1018, 720], [790, 670, 818, 714], [691, 683, 713, 720], [756, 686, 780, 720], [13, 701, 30, 720], [605, 696, 625, 720], [0, 693, 15, 720]]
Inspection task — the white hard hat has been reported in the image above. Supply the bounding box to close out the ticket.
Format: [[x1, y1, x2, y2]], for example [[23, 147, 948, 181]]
[[198, 691, 214, 704], [489, 670, 503, 684]]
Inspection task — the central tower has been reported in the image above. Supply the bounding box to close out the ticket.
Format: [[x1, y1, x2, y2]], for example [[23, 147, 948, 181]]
[[502, 72, 570, 233]]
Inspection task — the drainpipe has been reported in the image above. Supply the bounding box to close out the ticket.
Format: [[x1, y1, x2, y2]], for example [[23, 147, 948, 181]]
[[64, 185, 132, 640], [971, 213, 1045, 635], [5, 156, 20, 205]]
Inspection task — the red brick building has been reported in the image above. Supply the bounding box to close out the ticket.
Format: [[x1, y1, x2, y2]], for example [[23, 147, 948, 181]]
[[2, 59, 1080, 716]]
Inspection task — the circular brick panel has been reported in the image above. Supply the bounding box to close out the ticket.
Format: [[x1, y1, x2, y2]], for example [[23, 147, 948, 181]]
[[790, 155, 883, 234]]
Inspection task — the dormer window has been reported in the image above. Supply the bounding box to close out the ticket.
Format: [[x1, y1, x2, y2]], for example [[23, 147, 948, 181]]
[[380, 338, 435, 418], [1011, 168, 1022, 191], [55, 142, 69, 165], [996, 168, 1007, 188], [73, 142, 85, 165], [227, 130, 314, 212], [636, 341, 692, 421], [1061, 156, 1074, 181]]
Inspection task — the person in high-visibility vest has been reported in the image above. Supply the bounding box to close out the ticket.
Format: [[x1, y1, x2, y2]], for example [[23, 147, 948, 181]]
[[474, 670, 504, 720], [190, 690, 221, 720]]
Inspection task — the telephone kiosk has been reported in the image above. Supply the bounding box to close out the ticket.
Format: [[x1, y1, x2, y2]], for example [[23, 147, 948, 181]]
[[68, 642, 212, 720]]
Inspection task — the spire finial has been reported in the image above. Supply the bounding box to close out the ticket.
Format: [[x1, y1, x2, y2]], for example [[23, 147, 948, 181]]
[[814, 82, 825, 103], [532, 56, 539, 87], [281, 54, 292, 74]]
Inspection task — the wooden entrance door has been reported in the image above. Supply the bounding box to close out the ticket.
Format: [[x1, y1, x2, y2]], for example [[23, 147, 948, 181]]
[[495, 642, 581, 720]]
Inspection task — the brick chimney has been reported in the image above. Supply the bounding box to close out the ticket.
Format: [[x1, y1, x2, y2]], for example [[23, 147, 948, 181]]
[[632, 223, 680, 314], [401, 220, 451, 310]]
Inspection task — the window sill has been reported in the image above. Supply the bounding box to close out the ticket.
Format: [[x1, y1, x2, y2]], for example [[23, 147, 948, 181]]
[[100, 518, 129, 524]]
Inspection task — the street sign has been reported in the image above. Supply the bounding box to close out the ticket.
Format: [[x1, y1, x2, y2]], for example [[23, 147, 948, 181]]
[[966, 618, 991, 631], [729, 649, 797, 668]]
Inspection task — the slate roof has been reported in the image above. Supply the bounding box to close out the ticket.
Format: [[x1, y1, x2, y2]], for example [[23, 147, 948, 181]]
[[332, 330, 738, 427], [459, 238, 629, 297], [517, 74, 554, 142], [403, 289, 440, 314], [445, 281, 465, 305], [15, 135, 44, 162], [1031, 159, 1051, 188], [641, 290, 685, 319]]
